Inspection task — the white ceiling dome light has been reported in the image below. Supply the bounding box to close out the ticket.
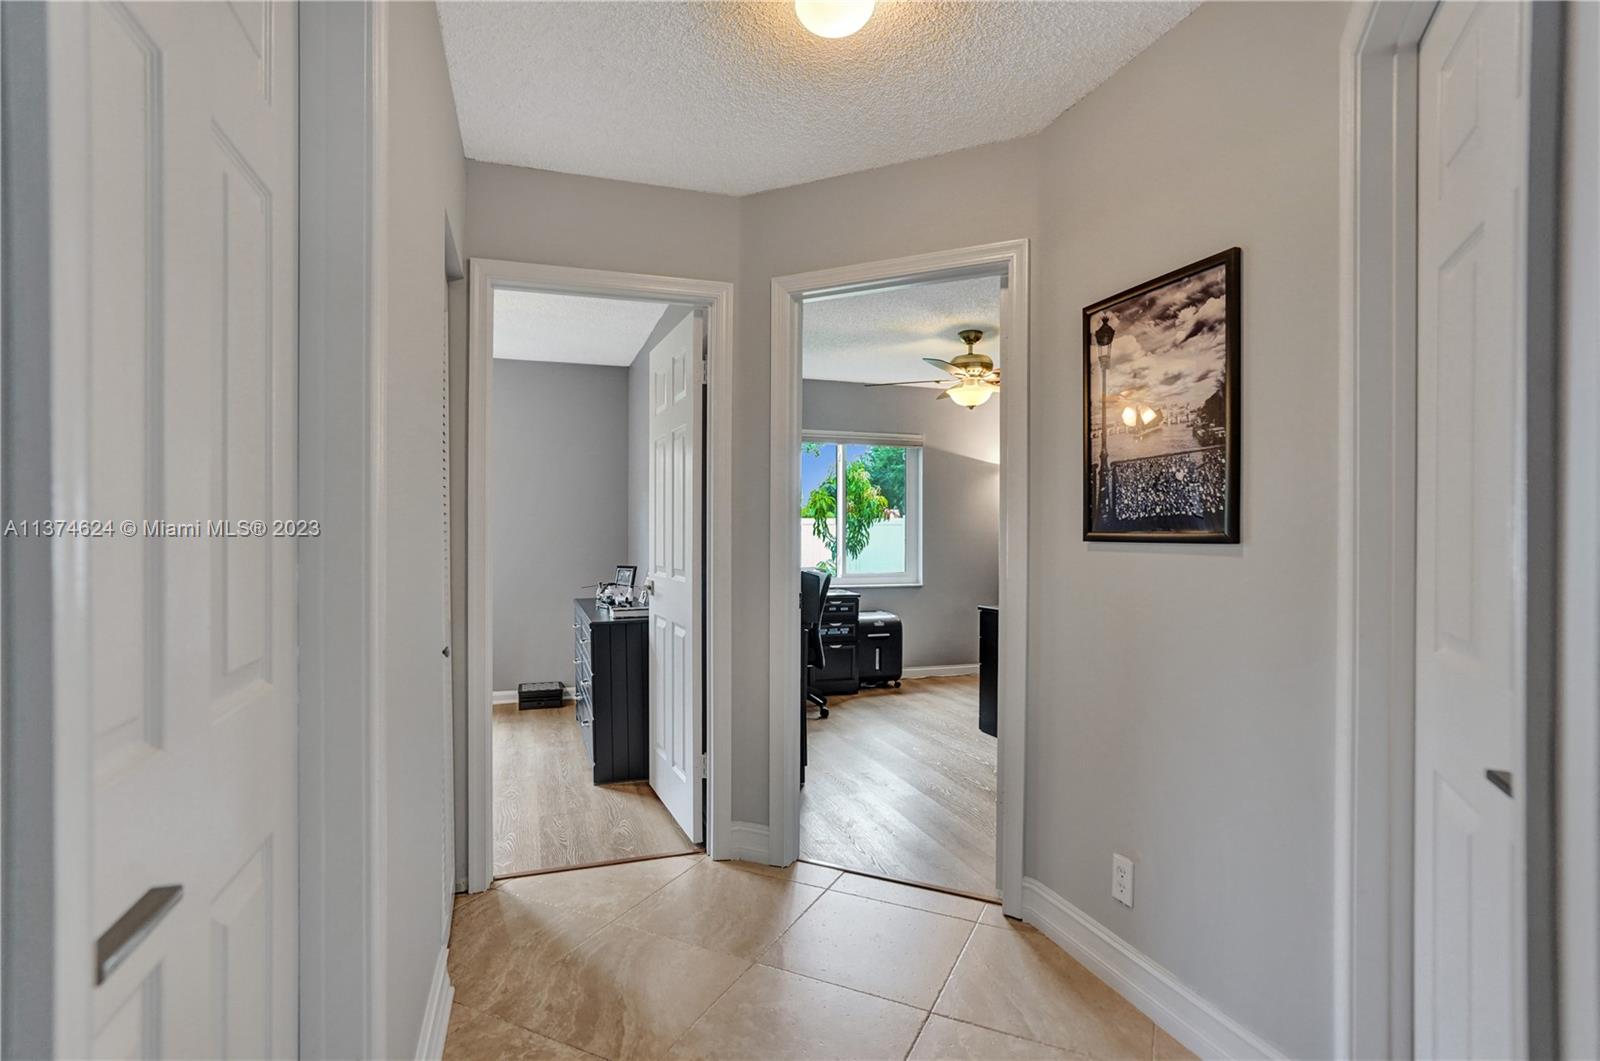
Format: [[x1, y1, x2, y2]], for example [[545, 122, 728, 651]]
[[793, 0, 876, 39]]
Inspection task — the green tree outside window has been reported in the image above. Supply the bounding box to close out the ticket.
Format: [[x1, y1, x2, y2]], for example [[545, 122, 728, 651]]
[[801, 442, 891, 574], [859, 446, 907, 513]]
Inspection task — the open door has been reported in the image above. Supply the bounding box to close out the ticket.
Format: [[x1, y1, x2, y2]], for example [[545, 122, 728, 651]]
[[42, 2, 300, 1054], [647, 312, 704, 842]]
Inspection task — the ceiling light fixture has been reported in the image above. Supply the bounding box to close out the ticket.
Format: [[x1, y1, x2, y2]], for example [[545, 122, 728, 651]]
[[946, 377, 997, 410], [863, 328, 1000, 411], [794, 0, 875, 39]]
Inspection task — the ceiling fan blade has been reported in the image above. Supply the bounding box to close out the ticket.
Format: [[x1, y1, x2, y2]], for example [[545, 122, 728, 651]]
[[935, 388, 950, 400], [864, 379, 951, 387], [923, 357, 961, 374]]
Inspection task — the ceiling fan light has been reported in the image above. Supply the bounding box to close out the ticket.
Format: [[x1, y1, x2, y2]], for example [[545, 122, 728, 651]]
[[948, 379, 995, 409], [794, 0, 875, 38]]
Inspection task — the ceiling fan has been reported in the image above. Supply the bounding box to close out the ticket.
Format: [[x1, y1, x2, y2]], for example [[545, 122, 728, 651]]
[[866, 329, 999, 409]]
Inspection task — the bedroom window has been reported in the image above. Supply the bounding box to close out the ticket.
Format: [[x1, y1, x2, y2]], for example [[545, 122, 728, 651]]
[[799, 431, 923, 586]]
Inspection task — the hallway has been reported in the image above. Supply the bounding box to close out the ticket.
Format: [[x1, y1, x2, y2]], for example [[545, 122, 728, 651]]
[[443, 854, 1194, 1059]]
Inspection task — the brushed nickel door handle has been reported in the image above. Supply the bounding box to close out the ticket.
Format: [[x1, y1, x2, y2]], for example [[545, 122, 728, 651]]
[[96, 884, 182, 985]]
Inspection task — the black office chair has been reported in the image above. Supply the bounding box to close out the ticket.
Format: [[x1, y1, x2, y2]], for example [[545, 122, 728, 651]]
[[801, 568, 831, 721]]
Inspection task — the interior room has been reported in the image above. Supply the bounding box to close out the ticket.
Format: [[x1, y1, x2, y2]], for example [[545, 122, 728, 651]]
[[797, 276, 1003, 897], [12, 3, 1591, 1061], [488, 287, 700, 877]]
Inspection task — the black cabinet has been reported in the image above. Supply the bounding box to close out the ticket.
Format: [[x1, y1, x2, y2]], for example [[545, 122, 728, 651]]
[[574, 598, 649, 784], [978, 605, 998, 737], [815, 588, 860, 695], [858, 610, 903, 687]]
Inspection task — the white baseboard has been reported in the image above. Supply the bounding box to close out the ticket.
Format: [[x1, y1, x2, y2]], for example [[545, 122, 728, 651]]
[[414, 944, 455, 1060], [724, 820, 773, 865], [1020, 877, 1284, 1061], [902, 663, 979, 678], [492, 688, 575, 705]]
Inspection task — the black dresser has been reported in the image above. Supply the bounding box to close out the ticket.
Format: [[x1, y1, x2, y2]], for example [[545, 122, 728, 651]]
[[573, 598, 649, 784]]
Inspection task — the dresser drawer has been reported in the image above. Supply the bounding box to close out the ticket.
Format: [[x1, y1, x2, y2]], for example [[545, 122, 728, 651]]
[[571, 597, 648, 785]]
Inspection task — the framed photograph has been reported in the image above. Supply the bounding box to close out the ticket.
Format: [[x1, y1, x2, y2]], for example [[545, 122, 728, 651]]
[[612, 564, 637, 590], [1082, 248, 1241, 542]]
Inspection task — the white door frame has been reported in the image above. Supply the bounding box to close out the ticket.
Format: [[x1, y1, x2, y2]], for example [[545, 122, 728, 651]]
[[465, 259, 734, 893], [1557, 9, 1600, 1058], [767, 239, 1029, 914], [1335, 3, 1564, 1055], [1334, 7, 1432, 1054], [297, 3, 391, 1055]]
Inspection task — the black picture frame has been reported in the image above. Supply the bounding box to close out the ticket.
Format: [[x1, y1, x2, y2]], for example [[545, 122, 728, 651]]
[[1082, 248, 1241, 543], [613, 564, 637, 590]]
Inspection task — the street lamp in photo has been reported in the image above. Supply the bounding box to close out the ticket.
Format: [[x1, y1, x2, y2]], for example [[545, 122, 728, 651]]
[[1094, 313, 1116, 518]]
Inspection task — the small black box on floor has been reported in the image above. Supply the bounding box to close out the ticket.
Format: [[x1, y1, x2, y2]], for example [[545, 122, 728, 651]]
[[518, 681, 565, 710], [858, 610, 903, 688]]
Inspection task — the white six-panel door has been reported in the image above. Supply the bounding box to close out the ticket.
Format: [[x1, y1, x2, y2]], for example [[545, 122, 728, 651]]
[[47, 2, 299, 1055], [1414, 2, 1530, 1056], [647, 312, 703, 842]]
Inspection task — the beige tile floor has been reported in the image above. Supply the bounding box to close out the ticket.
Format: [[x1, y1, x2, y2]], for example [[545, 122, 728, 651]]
[[444, 854, 1198, 1061]]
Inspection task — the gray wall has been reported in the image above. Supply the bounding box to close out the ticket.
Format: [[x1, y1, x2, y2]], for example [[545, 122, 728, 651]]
[[1027, 5, 1346, 1055], [491, 360, 630, 691], [380, 3, 467, 1054], [466, 162, 742, 281], [802, 379, 999, 668]]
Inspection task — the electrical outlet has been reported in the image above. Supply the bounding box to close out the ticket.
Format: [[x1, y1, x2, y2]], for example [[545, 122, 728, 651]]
[[1112, 853, 1134, 908]]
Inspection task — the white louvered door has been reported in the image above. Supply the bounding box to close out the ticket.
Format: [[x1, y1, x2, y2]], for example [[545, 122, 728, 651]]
[[46, 2, 299, 1055], [441, 302, 456, 933]]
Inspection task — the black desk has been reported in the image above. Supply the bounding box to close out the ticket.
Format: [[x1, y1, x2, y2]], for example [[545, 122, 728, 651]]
[[979, 605, 998, 737]]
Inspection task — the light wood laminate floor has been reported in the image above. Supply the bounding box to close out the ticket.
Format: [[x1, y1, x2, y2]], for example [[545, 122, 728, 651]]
[[444, 855, 1198, 1061], [800, 675, 997, 897], [493, 701, 695, 877]]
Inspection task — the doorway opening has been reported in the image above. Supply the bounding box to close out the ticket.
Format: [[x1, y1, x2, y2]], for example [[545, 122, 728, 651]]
[[795, 276, 1003, 898], [464, 261, 735, 892], [768, 241, 1030, 913]]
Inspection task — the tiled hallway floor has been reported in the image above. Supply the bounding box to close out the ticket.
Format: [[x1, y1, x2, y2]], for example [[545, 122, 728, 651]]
[[444, 854, 1196, 1060]]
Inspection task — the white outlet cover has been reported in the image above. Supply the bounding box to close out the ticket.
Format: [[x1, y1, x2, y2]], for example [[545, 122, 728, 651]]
[[1112, 853, 1134, 908]]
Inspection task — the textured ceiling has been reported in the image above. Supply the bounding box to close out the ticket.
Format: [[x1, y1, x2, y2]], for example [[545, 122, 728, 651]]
[[493, 289, 672, 366], [438, 1, 1197, 195], [802, 274, 1000, 386]]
